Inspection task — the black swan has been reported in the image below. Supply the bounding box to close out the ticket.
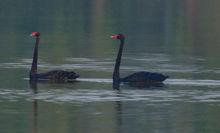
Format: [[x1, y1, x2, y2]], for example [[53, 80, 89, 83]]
[[111, 34, 168, 89], [29, 32, 79, 82]]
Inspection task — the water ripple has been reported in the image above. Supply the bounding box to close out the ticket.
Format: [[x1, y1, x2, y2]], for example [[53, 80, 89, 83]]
[[1, 57, 220, 75], [77, 78, 220, 87], [0, 88, 220, 104], [166, 79, 220, 86]]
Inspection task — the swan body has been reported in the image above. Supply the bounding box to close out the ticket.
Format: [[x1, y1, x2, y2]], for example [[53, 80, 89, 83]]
[[31, 70, 79, 82], [29, 32, 79, 82], [120, 71, 168, 83]]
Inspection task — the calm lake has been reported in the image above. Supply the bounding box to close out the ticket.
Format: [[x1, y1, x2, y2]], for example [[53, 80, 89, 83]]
[[1, 0, 220, 133]]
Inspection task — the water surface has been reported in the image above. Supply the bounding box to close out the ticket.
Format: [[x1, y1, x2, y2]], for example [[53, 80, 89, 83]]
[[1, 0, 220, 133]]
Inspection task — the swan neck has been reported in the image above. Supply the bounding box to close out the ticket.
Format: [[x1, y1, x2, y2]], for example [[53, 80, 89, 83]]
[[30, 37, 39, 78], [113, 39, 124, 89]]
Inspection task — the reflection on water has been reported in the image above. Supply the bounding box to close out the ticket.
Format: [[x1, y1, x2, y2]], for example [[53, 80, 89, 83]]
[[29, 82, 38, 133], [25, 89, 220, 104], [1, 84, 220, 104]]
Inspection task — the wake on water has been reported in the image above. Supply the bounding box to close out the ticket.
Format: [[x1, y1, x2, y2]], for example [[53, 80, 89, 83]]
[[24, 77, 220, 87], [77, 78, 220, 87]]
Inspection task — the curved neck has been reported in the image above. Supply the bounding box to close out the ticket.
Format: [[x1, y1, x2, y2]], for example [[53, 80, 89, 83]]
[[113, 39, 124, 89], [30, 37, 39, 78]]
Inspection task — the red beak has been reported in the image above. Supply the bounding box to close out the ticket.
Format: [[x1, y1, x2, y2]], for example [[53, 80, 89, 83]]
[[111, 35, 118, 39]]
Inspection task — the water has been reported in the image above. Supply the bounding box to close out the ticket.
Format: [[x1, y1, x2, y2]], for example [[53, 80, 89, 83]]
[[1, 0, 220, 133]]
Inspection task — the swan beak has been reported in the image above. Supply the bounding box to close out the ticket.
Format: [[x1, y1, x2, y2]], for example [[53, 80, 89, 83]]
[[111, 35, 118, 39]]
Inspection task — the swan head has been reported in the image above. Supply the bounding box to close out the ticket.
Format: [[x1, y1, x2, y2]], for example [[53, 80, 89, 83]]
[[30, 32, 40, 37], [111, 34, 125, 40]]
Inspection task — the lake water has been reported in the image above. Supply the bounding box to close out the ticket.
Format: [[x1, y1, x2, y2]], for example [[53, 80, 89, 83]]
[[1, 0, 220, 133]]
